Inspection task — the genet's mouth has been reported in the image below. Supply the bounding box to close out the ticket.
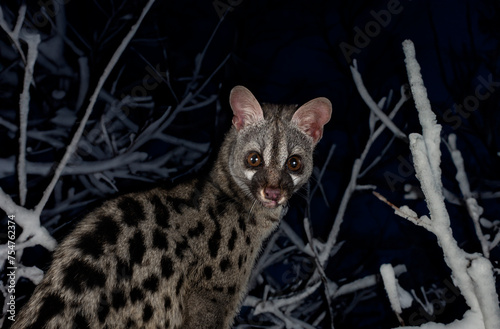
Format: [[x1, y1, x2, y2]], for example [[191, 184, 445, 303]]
[[260, 199, 279, 208], [257, 187, 286, 208]]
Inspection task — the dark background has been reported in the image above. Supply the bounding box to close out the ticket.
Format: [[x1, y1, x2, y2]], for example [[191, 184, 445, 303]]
[[1, 0, 500, 328]]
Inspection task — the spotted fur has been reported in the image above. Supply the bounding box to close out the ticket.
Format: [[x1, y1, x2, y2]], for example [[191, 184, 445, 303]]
[[13, 86, 331, 329]]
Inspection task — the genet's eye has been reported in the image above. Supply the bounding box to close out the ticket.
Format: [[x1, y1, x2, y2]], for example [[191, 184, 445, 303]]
[[286, 155, 302, 172], [247, 152, 262, 167]]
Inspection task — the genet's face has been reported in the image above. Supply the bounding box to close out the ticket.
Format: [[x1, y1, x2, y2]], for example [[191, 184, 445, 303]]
[[229, 119, 314, 209]]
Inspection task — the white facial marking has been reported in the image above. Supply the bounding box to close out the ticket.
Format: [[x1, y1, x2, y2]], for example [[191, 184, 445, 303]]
[[244, 169, 255, 181]]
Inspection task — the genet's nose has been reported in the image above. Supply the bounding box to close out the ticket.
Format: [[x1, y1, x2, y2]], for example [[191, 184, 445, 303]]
[[264, 187, 281, 201]]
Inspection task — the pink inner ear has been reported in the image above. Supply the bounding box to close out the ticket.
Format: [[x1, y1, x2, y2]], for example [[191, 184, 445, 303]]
[[229, 86, 264, 130], [292, 97, 332, 144], [231, 115, 243, 130]]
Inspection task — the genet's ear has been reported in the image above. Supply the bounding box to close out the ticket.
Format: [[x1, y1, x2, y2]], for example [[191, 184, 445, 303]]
[[292, 97, 332, 144], [229, 86, 264, 130]]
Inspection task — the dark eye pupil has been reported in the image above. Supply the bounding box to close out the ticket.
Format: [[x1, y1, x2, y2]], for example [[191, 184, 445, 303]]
[[247, 152, 262, 167], [287, 156, 301, 171]]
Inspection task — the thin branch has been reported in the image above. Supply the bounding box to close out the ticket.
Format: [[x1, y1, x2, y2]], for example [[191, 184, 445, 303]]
[[33, 0, 156, 216], [350, 60, 408, 141], [359, 85, 409, 178], [319, 68, 409, 266], [318, 158, 360, 266], [380, 264, 405, 326], [490, 232, 500, 251], [402, 40, 442, 182], [372, 191, 432, 230], [17, 33, 40, 206], [401, 41, 500, 326], [253, 281, 322, 315], [184, 13, 227, 98], [189, 53, 230, 102], [332, 264, 407, 298], [310, 143, 336, 199], [0, 4, 27, 63], [127, 53, 226, 153], [446, 134, 489, 257]]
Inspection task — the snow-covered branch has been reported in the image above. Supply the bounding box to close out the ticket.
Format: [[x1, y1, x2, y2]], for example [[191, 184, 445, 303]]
[[446, 134, 489, 257], [380, 263, 409, 326], [376, 39, 500, 329], [0, 2, 160, 325], [403, 39, 480, 313], [403, 40, 442, 183]]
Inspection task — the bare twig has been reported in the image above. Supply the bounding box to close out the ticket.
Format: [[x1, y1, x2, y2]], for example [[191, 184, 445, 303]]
[[319, 67, 409, 267], [34, 0, 156, 217], [372, 191, 432, 230], [350, 60, 408, 141], [0, 4, 27, 63], [17, 33, 40, 206]]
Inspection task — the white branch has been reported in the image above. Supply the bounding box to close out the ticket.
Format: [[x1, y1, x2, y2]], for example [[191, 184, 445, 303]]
[[380, 264, 405, 326], [34, 0, 156, 217], [319, 64, 409, 266], [318, 157, 361, 265], [0, 4, 27, 63], [399, 39, 500, 327], [17, 33, 40, 206], [403, 40, 442, 183], [332, 264, 407, 298], [372, 191, 433, 231], [253, 281, 322, 315], [351, 60, 407, 141], [405, 51, 479, 311], [0, 188, 21, 216], [447, 134, 489, 257], [490, 231, 500, 251], [467, 257, 500, 329]]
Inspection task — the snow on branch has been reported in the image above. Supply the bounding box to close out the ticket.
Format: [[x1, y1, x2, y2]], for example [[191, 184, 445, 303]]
[[402, 40, 442, 185], [0, 2, 157, 324], [380, 263, 409, 326], [446, 134, 489, 257], [375, 39, 500, 329]]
